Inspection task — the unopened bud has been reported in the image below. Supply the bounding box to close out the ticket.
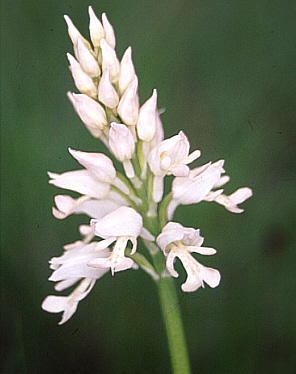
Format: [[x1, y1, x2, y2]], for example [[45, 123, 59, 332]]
[[98, 68, 119, 108], [109, 123, 135, 161], [100, 38, 120, 83], [137, 89, 157, 142], [119, 47, 136, 95], [76, 39, 100, 78], [102, 13, 116, 49], [117, 76, 139, 126], [67, 53, 97, 98], [88, 6, 105, 48], [64, 15, 91, 50], [67, 92, 107, 137], [109, 123, 136, 179]]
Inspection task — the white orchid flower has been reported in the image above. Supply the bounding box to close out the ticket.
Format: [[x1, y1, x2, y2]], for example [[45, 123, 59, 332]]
[[157, 222, 220, 292], [88, 206, 143, 275]]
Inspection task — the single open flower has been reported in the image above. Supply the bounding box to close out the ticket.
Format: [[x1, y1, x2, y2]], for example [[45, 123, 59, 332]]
[[149, 131, 201, 202], [157, 222, 221, 292], [168, 160, 225, 219], [42, 237, 111, 324], [88, 206, 143, 275]]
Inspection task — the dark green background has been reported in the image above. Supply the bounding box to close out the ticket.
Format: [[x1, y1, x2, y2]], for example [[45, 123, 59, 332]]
[[1, 0, 296, 373]]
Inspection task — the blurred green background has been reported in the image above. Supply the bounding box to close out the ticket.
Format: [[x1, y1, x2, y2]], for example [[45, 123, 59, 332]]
[[1, 0, 296, 373]]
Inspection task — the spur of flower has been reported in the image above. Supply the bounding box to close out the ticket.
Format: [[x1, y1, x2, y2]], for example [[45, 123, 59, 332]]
[[42, 6, 252, 325]]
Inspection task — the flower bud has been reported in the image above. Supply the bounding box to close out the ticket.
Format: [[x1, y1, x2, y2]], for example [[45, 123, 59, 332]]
[[102, 13, 116, 49], [88, 6, 105, 48], [117, 76, 139, 126], [67, 53, 97, 98], [137, 89, 157, 142], [119, 47, 136, 95], [64, 15, 91, 50], [98, 68, 119, 108], [76, 38, 100, 78], [67, 92, 107, 137], [100, 38, 120, 83], [109, 123, 135, 162]]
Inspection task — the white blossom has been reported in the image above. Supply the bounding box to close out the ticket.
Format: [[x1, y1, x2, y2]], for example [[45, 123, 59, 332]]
[[168, 160, 225, 219], [42, 278, 96, 325], [88, 207, 143, 275], [41, 235, 111, 324], [157, 222, 220, 292], [149, 131, 201, 202]]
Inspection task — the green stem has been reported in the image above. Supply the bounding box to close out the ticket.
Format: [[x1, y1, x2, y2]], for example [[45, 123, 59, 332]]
[[156, 275, 191, 374]]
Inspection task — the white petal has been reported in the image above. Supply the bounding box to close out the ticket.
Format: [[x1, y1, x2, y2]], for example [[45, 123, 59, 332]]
[[49, 247, 110, 282], [203, 189, 224, 202], [186, 246, 217, 255], [172, 160, 224, 205], [52, 195, 89, 219], [215, 187, 253, 213], [42, 295, 69, 313], [165, 250, 179, 278], [91, 206, 143, 238], [213, 175, 230, 189], [69, 148, 116, 183], [157, 222, 186, 251], [54, 278, 80, 292], [48, 170, 110, 199]]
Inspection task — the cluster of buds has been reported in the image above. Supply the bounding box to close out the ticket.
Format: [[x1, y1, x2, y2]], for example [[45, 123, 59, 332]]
[[42, 7, 252, 324]]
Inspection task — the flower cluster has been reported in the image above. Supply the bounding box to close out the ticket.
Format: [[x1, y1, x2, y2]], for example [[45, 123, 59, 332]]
[[42, 7, 252, 324]]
